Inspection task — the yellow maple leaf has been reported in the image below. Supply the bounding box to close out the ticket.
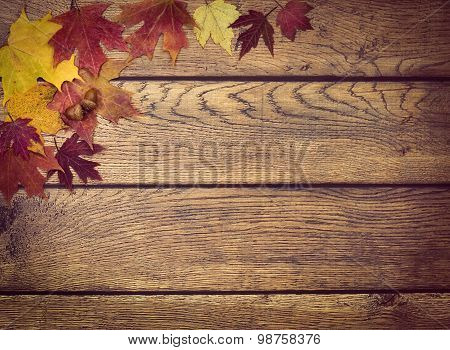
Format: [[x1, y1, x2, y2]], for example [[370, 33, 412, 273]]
[[6, 83, 64, 155], [0, 9, 80, 105], [193, 0, 240, 55]]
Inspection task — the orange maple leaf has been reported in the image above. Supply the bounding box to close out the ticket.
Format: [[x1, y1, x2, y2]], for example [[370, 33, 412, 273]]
[[116, 0, 195, 63], [49, 61, 138, 147]]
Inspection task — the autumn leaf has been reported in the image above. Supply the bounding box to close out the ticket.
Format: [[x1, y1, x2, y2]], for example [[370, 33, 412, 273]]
[[117, 0, 196, 63], [231, 10, 275, 59], [49, 134, 103, 190], [276, 0, 313, 41], [6, 84, 63, 135], [48, 80, 98, 147], [50, 3, 128, 76], [0, 118, 41, 160], [0, 10, 80, 105], [63, 112, 98, 150], [6, 83, 64, 154], [49, 60, 138, 127], [193, 0, 240, 55], [77, 63, 138, 123], [49, 61, 137, 147], [0, 146, 61, 203]]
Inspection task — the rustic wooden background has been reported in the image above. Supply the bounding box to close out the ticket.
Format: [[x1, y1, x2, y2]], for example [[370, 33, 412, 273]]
[[1, 0, 450, 329]]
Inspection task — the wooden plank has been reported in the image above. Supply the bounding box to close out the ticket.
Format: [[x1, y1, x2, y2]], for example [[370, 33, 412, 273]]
[[1, 187, 449, 291], [0, 293, 448, 329], [1, 0, 449, 77], [18, 81, 450, 185]]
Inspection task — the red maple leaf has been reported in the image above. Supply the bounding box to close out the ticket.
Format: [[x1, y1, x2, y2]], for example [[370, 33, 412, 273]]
[[48, 81, 98, 148], [0, 119, 41, 160], [231, 10, 275, 59], [116, 0, 196, 63], [276, 0, 313, 41], [0, 147, 61, 203], [62, 113, 98, 149], [49, 134, 103, 190], [50, 3, 128, 76]]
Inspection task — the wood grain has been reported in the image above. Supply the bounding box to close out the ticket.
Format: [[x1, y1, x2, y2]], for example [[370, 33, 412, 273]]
[[1, 187, 449, 291], [0, 293, 448, 329], [1, 0, 449, 77], [29, 81, 450, 185], [1, 0, 449, 330]]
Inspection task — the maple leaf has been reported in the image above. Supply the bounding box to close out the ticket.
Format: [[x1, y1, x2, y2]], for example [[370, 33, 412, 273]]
[[5, 83, 64, 155], [50, 3, 128, 77], [48, 80, 98, 147], [0, 10, 80, 105], [49, 60, 138, 144], [0, 118, 41, 160], [276, 0, 313, 41], [0, 146, 61, 203], [63, 112, 98, 150], [116, 0, 196, 63], [231, 10, 275, 59], [49, 134, 103, 190], [193, 0, 240, 55], [77, 63, 138, 124]]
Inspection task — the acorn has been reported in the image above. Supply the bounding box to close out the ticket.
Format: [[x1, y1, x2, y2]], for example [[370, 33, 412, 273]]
[[65, 88, 99, 121], [65, 104, 84, 121], [80, 99, 97, 112], [84, 88, 98, 104]]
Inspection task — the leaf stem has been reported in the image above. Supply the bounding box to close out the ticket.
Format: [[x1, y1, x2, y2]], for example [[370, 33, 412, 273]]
[[265, 6, 279, 18], [273, 0, 284, 9], [70, 0, 80, 11], [53, 137, 60, 152]]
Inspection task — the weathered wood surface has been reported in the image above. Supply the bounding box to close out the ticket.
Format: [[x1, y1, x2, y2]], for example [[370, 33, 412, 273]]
[[0, 293, 448, 329], [1, 0, 450, 77], [2, 81, 449, 185], [1, 0, 449, 330], [1, 187, 449, 291]]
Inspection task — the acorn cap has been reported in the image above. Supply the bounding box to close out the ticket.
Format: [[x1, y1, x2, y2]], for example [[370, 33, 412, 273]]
[[84, 88, 98, 104]]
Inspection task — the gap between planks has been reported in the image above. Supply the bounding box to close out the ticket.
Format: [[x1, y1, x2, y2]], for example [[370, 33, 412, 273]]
[[42, 184, 450, 189], [115, 76, 450, 83], [1, 289, 450, 296]]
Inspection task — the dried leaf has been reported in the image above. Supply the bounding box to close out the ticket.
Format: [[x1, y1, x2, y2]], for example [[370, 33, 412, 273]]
[[50, 3, 128, 76], [0, 10, 80, 105], [276, 0, 313, 41], [0, 118, 41, 160], [117, 0, 195, 63], [231, 10, 275, 59], [0, 146, 61, 203], [49, 134, 103, 190], [6, 83, 64, 154], [62, 112, 98, 149], [49, 60, 138, 130], [193, 0, 240, 55]]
